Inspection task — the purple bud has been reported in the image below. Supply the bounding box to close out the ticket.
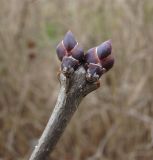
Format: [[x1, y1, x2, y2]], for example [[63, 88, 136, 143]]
[[56, 41, 67, 61], [101, 55, 114, 72], [85, 48, 99, 64], [63, 31, 77, 52], [71, 44, 84, 62], [97, 40, 112, 60]]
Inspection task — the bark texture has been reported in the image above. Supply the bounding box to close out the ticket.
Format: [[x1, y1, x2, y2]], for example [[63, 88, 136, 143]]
[[29, 66, 99, 160]]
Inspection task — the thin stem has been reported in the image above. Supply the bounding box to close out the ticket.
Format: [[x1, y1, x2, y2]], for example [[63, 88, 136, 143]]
[[29, 66, 98, 160]]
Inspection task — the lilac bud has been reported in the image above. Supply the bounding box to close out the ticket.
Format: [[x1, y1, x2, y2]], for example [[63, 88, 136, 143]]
[[63, 31, 77, 52], [97, 40, 112, 60], [61, 56, 79, 76], [101, 55, 114, 72], [85, 40, 114, 82], [71, 44, 84, 62], [85, 48, 99, 64], [86, 63, 103, 82], [56, 31, 85, 77], [56, 41, 67, 61]]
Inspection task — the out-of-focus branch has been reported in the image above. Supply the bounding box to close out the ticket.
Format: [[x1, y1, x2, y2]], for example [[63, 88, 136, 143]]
[[87, 125, 118, 160], [29, 66, 99, 160]]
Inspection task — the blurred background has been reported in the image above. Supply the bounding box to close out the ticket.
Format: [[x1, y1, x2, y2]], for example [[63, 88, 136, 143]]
[[0, 0, 153, 160]]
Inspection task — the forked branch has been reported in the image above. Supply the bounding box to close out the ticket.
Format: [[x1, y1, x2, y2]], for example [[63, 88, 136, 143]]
[[29, 66, 99, 160], [29, 31, 114, 160]]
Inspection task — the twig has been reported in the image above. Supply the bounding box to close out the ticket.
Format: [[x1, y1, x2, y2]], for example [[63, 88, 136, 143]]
[[29, 66, 99, 160]]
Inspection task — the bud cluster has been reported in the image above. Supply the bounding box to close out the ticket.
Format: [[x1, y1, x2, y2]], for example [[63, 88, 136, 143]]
[[56, 31, 114, 82]]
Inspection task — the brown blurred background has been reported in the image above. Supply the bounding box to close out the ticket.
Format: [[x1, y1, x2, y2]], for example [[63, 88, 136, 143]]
[[0, 0, 153, 160]]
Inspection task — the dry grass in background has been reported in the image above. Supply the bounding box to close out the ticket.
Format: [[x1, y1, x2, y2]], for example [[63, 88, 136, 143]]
[[0, 0, 153, 160]]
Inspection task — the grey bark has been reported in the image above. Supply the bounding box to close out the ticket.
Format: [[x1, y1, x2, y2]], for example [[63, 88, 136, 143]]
[[29, 66, 99, 160]]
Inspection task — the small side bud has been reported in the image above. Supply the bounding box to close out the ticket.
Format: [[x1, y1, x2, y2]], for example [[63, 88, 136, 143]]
[[61, 57, 79, 77], [97, 40, 112, 60], [86, 63, 103, 82], [63, 31, 77, 52]]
